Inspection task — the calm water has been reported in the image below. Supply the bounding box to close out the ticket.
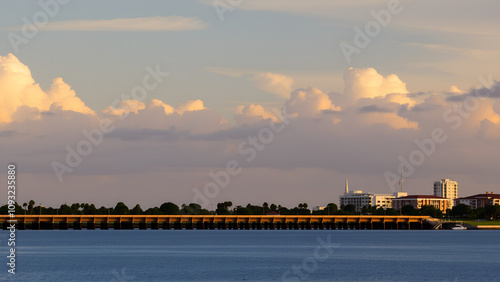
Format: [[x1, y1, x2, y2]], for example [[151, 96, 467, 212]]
[[1, 230, 499, 281]]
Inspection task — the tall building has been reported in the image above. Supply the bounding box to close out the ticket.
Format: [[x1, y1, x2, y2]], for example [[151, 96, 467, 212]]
[[433, 179, 458, 207]]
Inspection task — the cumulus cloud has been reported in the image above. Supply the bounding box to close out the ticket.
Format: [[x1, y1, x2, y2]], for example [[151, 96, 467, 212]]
[[243, 72, 294, 98], [177, 99, 206, 115], [285, 87, 341, 116], [449, 85, 465, 94], [102, 99, 146, 117], [100, 98, 226, 134], [6, 16, 209, 31], [353, 95, 419, 129], [234, 104, 278, 124], [0, 54, 94, 123], [343, 67, 412, 106], [103, 98, 206, 118], [149, 99, 175, 115]]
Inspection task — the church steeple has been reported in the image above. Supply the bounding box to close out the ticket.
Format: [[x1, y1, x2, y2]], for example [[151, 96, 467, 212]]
[[345, 177, 349, 194]]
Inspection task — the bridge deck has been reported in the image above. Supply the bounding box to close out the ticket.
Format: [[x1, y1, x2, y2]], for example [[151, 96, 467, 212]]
[[1, 215, 431, 230]]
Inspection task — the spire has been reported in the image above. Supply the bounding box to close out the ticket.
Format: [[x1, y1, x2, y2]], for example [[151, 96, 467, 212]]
[[400, 169, 403, 192], [345, 177, 349, 194]]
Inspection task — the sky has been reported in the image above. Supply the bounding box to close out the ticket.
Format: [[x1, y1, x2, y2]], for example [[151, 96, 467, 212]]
[[1, 0, 500, 209]]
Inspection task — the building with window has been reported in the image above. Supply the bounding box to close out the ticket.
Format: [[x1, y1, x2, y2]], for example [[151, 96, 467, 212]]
[[339, 179, 407, 212], [433, 179, 458, 207], [392, 195, 450, 213], [454, 192, 500, 209], [371, 192, 408, 210]]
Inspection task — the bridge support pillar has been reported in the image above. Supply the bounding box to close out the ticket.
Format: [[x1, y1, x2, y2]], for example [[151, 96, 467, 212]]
[[100, 222, 108, 230], [39, 222, 53, 230], [87, 222, 95, 230], [73, 221, 82, 230], [58, 221, 68, 230]]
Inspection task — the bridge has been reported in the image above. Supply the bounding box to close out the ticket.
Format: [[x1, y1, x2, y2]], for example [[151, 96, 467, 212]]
[[1, 215, 432, 230]]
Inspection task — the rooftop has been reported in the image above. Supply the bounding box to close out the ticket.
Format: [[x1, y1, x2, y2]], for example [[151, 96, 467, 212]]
[[456, 193, 500, 200], [394, 195, 447, 200]]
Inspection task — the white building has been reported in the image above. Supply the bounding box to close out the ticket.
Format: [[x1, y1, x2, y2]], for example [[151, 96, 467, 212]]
[[433, 179, 458, 207], [371, 194, 395, 209], [339, 178, 407, 212], [312, 206, 326, 211]]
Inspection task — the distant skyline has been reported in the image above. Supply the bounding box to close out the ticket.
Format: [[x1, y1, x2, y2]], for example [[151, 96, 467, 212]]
[[1, 0, 500, 208]]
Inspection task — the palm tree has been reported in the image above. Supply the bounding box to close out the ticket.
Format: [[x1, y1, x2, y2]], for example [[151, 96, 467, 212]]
[[22, 203, 27, 215], [263, 202, 269, 214], [28, 200, 35, 215]]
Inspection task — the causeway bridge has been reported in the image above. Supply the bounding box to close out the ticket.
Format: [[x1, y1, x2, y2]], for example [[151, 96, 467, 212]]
[[1, 215, 432, 230]]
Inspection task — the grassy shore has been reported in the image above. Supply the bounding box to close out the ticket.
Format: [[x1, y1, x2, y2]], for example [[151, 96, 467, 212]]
[[463, 220, 500, 226]]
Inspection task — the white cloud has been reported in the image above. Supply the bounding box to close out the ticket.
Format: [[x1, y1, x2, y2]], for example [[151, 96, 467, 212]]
[[243, 72, 294, 99], [177, 99, 206, 115], [449, 85, 465, 94], [7, 16, 209, 31], [202, 0, 385, 17], [0, 54, 94, 123], [404, 42, 500, 60], [101, 99, 146, 117], [234, 104, 278, 124], [149, 99, 176, 115], [285, 87, 341, 116], [343, 67, 413, 106]]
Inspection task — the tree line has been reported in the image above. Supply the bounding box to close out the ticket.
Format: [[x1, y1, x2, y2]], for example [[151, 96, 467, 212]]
[[1, 200, 498, 219], [0, 200, 336, 216]]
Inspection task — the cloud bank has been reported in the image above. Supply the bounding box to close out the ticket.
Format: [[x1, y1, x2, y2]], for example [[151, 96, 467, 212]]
[[1, 54, 499, 207]]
